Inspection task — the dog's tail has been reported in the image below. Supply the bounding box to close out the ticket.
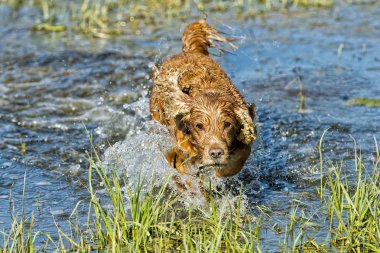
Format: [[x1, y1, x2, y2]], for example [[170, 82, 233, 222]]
[[182, 19, 236, 56]]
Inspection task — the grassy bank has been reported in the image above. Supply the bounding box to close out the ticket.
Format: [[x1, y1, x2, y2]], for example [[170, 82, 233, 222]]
[[0, 0, 335, 36], [1, 136, 379, 252]]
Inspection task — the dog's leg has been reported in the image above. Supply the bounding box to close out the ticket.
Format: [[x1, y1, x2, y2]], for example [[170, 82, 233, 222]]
[[165, 147, 190, 174]]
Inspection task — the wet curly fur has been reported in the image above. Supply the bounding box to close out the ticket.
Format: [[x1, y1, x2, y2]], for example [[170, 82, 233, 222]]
[[150, 20, 256, 180]]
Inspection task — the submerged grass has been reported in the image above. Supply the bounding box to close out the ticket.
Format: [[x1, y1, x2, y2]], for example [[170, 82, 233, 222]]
[[1, 135, 379, 252], [346, 98, 380, 108]]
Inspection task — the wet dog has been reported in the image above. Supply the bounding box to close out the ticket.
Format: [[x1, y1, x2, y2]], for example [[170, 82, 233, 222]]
[[150, 20, 256, 185]]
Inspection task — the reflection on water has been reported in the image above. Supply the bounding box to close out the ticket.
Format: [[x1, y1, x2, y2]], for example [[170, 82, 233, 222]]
[[0, 2, 379, 250]]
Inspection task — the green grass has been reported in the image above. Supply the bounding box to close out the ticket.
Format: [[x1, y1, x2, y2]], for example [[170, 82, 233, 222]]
[[0, 0, 336, 36], [282, 137, 380, 252], [70, 141, 262, 252], [1, 135, 379, 252], [323, 139, 380, 252], [1, 176, 56, 252]]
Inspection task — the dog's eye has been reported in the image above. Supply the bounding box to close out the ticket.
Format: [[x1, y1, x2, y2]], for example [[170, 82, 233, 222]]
[[224, 122, 232, 129], [196, 123, 204, 130]]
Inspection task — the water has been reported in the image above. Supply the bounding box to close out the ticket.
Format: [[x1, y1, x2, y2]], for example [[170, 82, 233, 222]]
[[0, 2, 379, 250]]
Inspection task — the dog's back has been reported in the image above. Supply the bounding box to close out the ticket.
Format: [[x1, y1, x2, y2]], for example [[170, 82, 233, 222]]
[[151, 20, 247, 123]]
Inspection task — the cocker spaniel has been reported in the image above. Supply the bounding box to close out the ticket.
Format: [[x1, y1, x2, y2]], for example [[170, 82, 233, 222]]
[[150, 20, 256, 183]]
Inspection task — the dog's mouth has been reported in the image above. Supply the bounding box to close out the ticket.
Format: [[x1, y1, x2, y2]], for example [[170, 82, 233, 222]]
[[197, 163, 227, 175]]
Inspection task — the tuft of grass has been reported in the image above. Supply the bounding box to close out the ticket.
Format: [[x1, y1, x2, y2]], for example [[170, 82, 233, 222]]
[[32, 23, 66, 32], [280, 136, 380, 252], [337, 43, 345, 60], [296, 77, 307, 112], [19, 135, 26, 156], [323, 139, 380, 251], [0, 176, 56, 252], [346, 98, 380, 108], [72, 139, 262, 252]]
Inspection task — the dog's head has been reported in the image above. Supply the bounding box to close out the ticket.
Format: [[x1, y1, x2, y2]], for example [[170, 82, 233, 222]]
[[175, 92, 256, 170]]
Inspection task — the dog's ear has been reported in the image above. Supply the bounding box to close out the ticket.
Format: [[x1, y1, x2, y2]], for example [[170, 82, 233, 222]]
[[174, 113, 191, 135], [235, 103, 256, 145]]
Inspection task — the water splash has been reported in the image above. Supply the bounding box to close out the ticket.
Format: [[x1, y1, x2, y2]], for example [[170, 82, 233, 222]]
[[101, 120, 173, 186], [101, 118, 214, 207]]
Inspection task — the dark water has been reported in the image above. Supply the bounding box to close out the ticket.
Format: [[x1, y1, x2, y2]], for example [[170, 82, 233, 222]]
[[0, 2, 379, 250]]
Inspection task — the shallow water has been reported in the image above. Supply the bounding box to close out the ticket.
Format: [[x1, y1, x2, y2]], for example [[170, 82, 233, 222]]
[[0, 2, 379, 250]]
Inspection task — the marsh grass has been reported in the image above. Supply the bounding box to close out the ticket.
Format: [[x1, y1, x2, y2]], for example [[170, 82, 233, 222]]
[[1, 176, 56, 252], [1, 135, 379, 252], [323, 139, 380, 251], [1, 0, 335, 35], [74, 142, 262, 252], [280, 136, 380, 252]]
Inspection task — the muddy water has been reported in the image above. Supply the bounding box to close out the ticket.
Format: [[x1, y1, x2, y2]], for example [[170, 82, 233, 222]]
[[0, 2, 379, 249]]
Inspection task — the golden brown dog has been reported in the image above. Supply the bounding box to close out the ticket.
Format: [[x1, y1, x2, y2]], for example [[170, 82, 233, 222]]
[[150, 20, 256, 181]]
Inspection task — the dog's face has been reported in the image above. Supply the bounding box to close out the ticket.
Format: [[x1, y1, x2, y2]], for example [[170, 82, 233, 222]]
[[176, 92, 244, 170]]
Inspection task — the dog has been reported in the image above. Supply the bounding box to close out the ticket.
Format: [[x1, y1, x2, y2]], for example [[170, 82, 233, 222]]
[[150, 20, 256, 183]]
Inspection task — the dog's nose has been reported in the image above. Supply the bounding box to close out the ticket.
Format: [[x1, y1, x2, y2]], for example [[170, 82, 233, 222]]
[[209, 148, 224, 159]]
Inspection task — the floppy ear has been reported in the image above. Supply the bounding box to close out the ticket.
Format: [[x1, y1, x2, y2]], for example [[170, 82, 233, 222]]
[[235, 103, 256, 145], [174, 113, 191, 135]]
